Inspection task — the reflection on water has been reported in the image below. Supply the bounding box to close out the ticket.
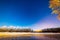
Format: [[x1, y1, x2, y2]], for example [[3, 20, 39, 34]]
[[0, 36, 38, 40], [0, 34, 60, 40]]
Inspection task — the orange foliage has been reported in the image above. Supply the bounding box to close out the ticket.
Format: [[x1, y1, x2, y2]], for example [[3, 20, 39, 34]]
[[49, 0, 60, 20]]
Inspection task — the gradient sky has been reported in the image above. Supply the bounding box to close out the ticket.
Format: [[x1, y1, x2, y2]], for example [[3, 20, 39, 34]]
[[0, 0, 60, 30]]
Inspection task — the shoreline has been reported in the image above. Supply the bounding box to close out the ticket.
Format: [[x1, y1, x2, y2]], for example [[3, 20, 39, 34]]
[[0, 32, 60, 38]]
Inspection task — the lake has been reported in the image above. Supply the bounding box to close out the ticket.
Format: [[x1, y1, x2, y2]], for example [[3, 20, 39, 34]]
[[0, 33, 60, 40]]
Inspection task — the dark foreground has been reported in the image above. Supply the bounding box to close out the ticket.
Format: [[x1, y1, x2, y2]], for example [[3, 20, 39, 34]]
[[0, 33, 60, 40]]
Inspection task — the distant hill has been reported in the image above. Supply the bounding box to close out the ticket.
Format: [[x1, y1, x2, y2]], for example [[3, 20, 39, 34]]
[[0, 27, 60, 33], [42, 27, 60, 33], [0, 27, 33, 32]]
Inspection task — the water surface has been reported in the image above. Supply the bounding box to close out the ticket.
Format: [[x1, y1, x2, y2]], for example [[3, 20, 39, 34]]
[[0, 33, 60, 40]]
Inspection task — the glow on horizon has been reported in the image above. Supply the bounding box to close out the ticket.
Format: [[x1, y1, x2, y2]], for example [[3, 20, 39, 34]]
[[0, 15, 60, 31], [29, 15, 60, 30], [0, 22, 59, 31]]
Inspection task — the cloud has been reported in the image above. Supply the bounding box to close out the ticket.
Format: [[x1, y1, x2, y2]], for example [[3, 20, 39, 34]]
[[0, 25, 30, 29]]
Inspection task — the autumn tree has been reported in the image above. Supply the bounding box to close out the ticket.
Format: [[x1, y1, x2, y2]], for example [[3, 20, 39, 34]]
[[49, 0, 60, 20]]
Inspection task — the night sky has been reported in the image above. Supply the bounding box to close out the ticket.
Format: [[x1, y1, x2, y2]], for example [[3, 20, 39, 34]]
[[0, 0, 60, 30]]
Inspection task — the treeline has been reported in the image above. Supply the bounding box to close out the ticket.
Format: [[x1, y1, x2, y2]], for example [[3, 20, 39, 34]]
[[42, 28, 60, 33], [0, 27, 60, 33], [0, 28, 33, 32]]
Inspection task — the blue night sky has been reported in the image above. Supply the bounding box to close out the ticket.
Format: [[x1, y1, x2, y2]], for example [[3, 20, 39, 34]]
[[0, 0, 60, 30]]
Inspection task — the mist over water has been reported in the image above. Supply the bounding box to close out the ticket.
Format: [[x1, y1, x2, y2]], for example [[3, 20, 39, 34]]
[[0, 34, 60, 40]]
